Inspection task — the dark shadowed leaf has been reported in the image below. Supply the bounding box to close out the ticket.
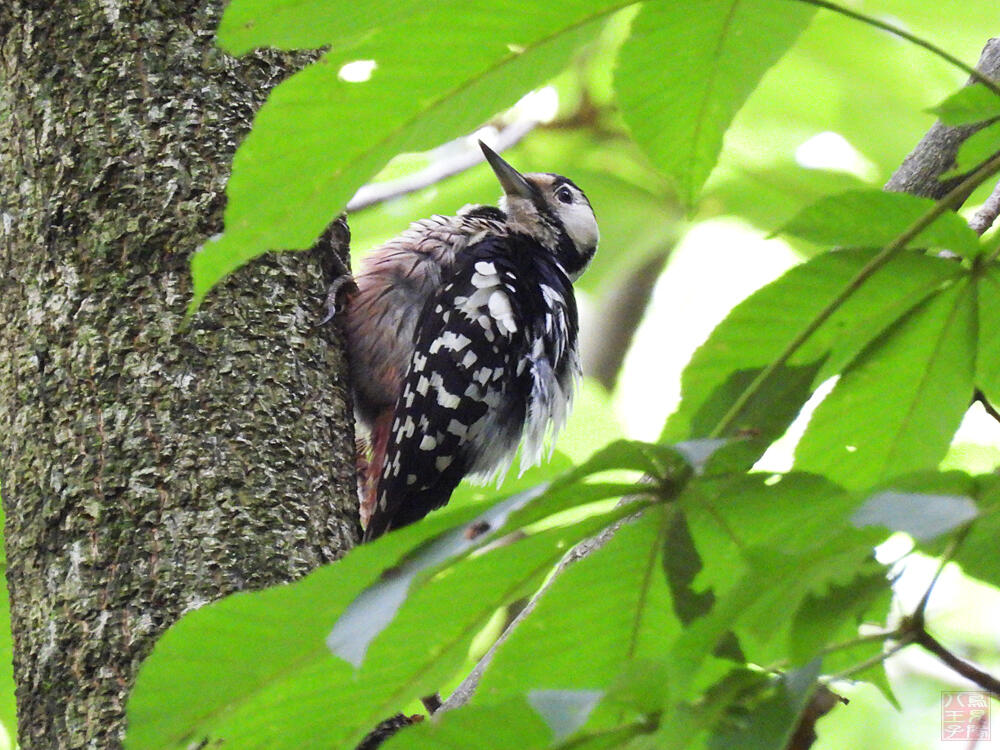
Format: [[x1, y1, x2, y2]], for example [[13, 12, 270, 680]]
[[707, 661, 822, 750], [952, 475, 1000, 588], [795, 280, 977, 490], [615, 0, 814, 208], [778, 190, 983, 258], [789, 567, 889, 665]]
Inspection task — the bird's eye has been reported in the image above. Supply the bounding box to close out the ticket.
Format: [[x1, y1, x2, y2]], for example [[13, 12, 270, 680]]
[[555, 186, 574, 204]]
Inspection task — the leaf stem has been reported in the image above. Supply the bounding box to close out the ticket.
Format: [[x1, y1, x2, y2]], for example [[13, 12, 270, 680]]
[[822, 633, 915, 685], [789, 0, 1000, 96], [709, 151, 1000, 439], [913, 524, 971, 621]]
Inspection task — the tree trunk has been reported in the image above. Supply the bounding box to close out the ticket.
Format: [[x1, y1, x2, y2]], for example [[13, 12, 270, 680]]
[[0, 3, 359, 748]]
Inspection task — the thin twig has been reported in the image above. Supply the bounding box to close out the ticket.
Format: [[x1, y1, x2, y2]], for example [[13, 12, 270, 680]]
[[822, 635, 915, 685], [346, 120, 538, 212], [974, 390, 1000, 424], [913, 524, 972, 621], [969, 178, 1000, 235], [913, 628, 1000, 698], [790, 1, 1000, 96]]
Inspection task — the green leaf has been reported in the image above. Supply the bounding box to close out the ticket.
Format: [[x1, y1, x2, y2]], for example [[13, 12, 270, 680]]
[[707, 661, 822, 750], [382, 697, 551, 749], [125, 490, 612, 750], [662, 250, 962, 460], [615, 0, 814, 208], [948, 120, 1000, 175], [789, 568, 889, 665], [975, 267, 1000, 406], [778, 190, 983, 258], [192, 2, 613, 308], [218, 0, 425, 56], [794, 279, 977, 490], [669, 473, 883, 697], [951, 475, 1000, 589], [929, 84, 1000, 125], [124, 503, 482, 750], [473, 506, 683, 706]]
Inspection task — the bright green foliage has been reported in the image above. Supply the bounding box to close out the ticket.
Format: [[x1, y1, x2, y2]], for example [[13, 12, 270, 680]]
[[795, 280, 977, 490], [929, 83, 1000, 125], [615, 0, 814, 210], [948, 120, 1000, 175], [778, 190, 983, 258]]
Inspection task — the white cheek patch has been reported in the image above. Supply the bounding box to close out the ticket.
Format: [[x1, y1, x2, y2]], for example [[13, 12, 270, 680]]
[[560, 204, 599, 256]]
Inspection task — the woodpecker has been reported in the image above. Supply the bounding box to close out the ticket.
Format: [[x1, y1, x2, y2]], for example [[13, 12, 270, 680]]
[[342, 141, 598, 541]]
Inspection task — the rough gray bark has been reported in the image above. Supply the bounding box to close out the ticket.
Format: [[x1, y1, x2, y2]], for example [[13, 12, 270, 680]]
[[0, 3, 358, 748]]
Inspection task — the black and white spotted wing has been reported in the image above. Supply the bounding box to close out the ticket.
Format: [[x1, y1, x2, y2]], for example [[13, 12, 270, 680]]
[[363, 235, 579, 540]]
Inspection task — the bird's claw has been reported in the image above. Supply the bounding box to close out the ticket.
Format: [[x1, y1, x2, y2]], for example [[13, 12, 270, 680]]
[[318, 274, 358, 326]]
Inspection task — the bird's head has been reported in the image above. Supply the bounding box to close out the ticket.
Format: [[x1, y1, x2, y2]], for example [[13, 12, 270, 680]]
[[480, 141, 598, 281]]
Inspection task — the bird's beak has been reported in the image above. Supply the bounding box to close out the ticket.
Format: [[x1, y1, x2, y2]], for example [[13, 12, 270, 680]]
[[480, 140, 535, 200]]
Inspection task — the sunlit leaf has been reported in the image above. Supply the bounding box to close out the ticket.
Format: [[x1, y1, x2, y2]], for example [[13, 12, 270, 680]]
[[929, 83, 1000, 125], [947, 120, 1000, 175], [192, 2, 613, 308], [794, 279, 977, 490], [975, 267, 1000, 406], [778, 190, 983, 258], [662, 249, 961, 464], [615, 0, 814, 208]]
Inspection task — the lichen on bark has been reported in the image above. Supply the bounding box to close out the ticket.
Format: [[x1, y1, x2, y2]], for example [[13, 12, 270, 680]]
[[0, 2, 359, 747]]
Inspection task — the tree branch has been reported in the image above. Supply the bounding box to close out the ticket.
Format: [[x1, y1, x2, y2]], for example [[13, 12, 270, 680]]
[[969, 178, 1000, 235], [912, 627, 1000, 698], [345, 120, 538, 213]]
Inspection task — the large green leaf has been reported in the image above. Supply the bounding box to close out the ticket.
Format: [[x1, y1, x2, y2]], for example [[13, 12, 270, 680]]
[[778, 190, 983, 258], [950, 474, 1000, 590], [975, 266, 1000, 406], [615, 0, 814, 208], [948, 120, 1000, 175], [125, 484, 627, 750], [662, 249, 962, 456], [473, 507, 682, 706], [192, 1, 617, 307], [929, 84, 1000, 126], [794, 279, 977, 490], [124, 503, 485, 749]]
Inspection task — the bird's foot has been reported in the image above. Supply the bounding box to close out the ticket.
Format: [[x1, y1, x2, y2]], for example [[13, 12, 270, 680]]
[[318, 274, 358, 326]]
